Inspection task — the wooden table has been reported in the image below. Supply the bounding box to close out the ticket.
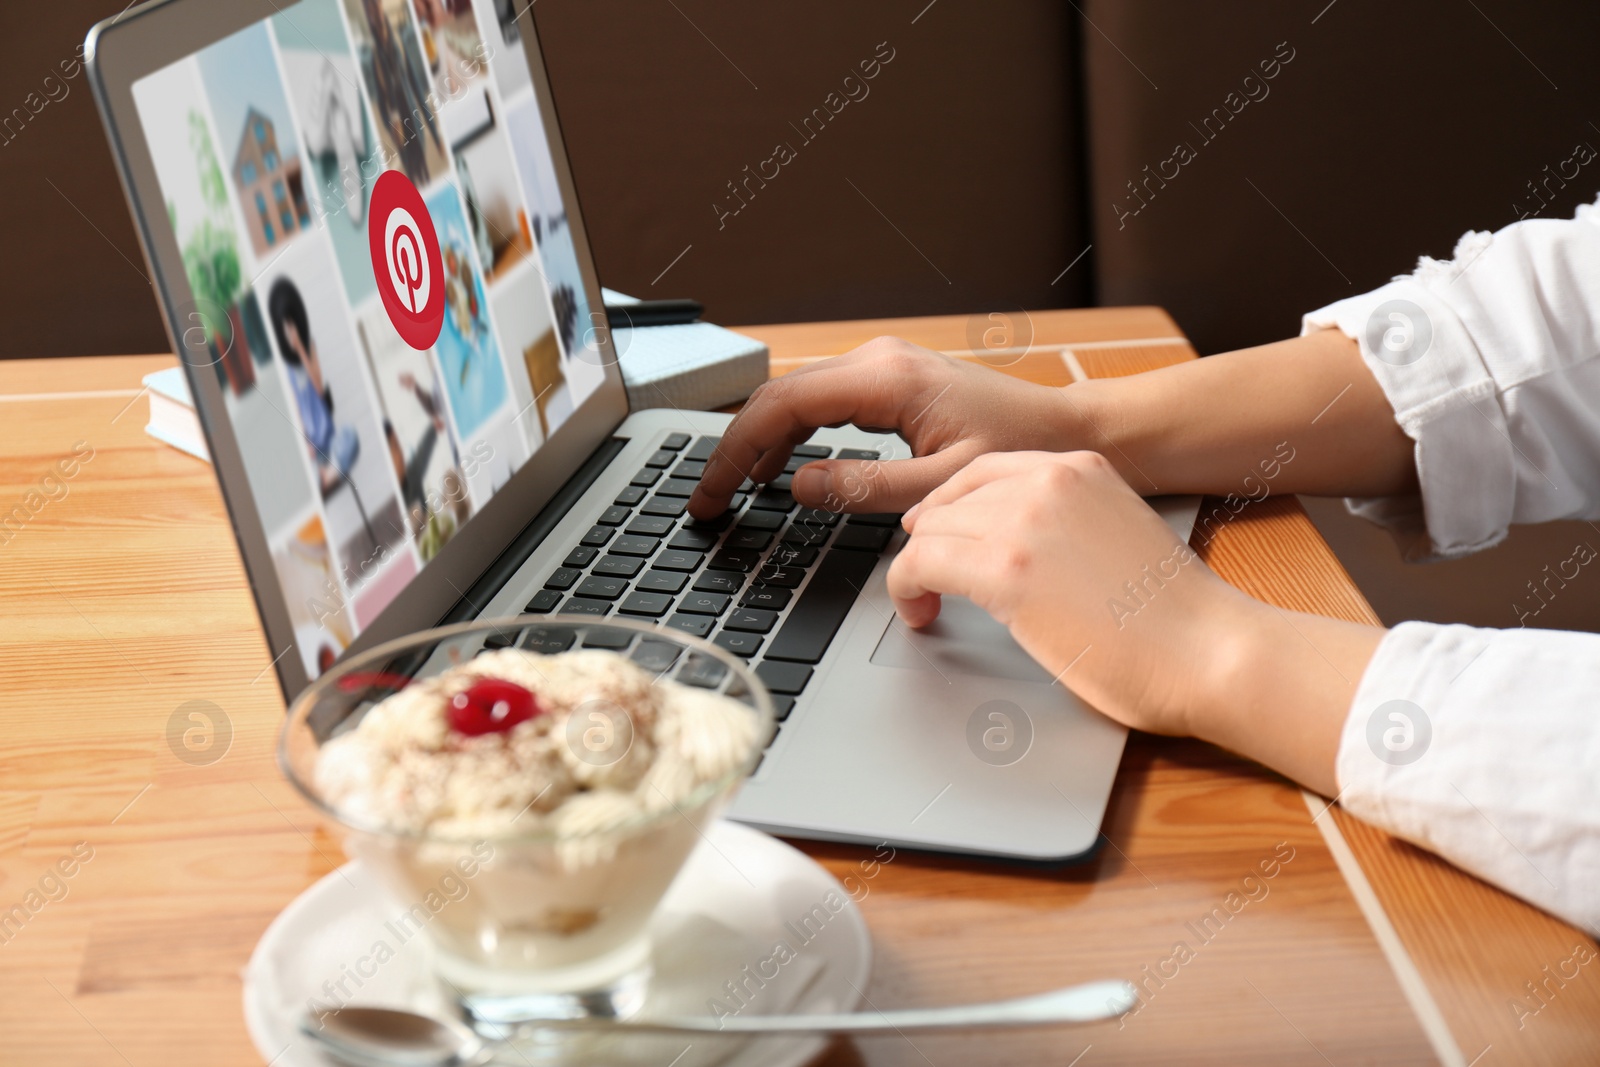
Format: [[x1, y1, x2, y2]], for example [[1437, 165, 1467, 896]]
[[0, 307, 1594, 1066]]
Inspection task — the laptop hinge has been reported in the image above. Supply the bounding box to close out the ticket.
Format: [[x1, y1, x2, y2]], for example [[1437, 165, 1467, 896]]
[[441, 435, 628, 625]]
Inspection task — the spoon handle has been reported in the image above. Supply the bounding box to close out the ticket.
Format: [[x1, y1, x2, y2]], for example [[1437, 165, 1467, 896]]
[[524, 979, 1137, 1037]]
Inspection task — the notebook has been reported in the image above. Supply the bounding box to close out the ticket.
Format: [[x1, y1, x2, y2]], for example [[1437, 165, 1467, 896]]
[[603, 288, 769, 411], [143, 366, 209, 462]]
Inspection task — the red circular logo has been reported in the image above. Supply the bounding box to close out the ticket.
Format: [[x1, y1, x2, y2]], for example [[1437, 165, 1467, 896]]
[[369, 170, 445, 350]]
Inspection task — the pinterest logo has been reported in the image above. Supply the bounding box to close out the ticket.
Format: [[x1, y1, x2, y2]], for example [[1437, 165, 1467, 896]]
[[369, 170, 444, 350]]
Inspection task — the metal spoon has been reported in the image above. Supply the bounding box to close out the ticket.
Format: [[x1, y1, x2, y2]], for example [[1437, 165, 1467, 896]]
[[302, 979, 1137, 1066]]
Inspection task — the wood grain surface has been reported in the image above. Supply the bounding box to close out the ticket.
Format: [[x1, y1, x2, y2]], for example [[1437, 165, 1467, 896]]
[[0, 308, 1592, 1065]]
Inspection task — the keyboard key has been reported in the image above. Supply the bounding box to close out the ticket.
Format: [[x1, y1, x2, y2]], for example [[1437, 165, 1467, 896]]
[[544, 567, 581, 591], [672, 459, 706, 480], [781, 524, 830, 548], [685, 436, 721, 462], [626, 514, 674, 537], [678, 591, 730, 616], [582, 626, 635, 649], [563, 546, 598, 567], [664, 613, 714, 639], [739, 586, 792, 611], [849, 513, 903, 527], [694, 570, 744, 594], [764, 550, 877, 662], [769, 544, 818, 569], [654, 478, 700, 498], [576, 575, 628, 600], [833, 524, 893, 552], [771, 473, 793, 493], [610, 534, 659, 557], [619, 591, 673, 617], [772, 695, 796, 721], [836, 448, 880, 461], [686, 510, 735, 532], [710, 548, 762, 572], [654, 549, 704, 572], [645, 449, 675, 468], [642, 495, 687, 518], [676, 652, 726, 687], [521, 625, 574, 652], [714, 631, 763, 657], [734, 509, 783, 531], [726, 528, 772, 551], [783, 454, 809, 474], [630, 639, 682, 672], [592, 554, 644, 578], [754, 565, 805, 588], [750, 489, 796, 512], [669, 528, 719, 552], [792, 443, 832, 458], [526, 588, 563, 613], [756, 661, 813, 695], [661, 432, 691, 451], [580, 525, 613, 547], [795, 507, 842, 527], [484, 626, 520, 649], [637, 569, 689, 593], [614, 485, 648, 506], [597, 505, 631, 526], [725, 607, 777, 633], [561, 597, 611, 616]]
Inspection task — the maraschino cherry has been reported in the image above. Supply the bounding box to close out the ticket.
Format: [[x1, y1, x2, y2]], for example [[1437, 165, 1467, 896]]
[[448, 678, 542, 736]]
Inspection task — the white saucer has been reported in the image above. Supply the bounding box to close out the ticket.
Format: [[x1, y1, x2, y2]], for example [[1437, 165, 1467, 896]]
[[244, 820, 871, 1067]]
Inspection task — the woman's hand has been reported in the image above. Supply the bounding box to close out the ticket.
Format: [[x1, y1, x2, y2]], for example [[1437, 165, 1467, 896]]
[[688, 337, 1093, 519], [890, 450, 1238, 736], [889, 450, 1387, 794]]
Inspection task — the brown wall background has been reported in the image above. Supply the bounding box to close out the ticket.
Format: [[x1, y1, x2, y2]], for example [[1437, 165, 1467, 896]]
[[1079, 0, 1600, 354], [533, 0, 1088, 325], [2, 0, 1599, 633], [0, 0, 1088, 359]]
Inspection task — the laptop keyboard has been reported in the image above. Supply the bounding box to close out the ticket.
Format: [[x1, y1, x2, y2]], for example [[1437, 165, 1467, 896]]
[[490, 434, 900, 766]]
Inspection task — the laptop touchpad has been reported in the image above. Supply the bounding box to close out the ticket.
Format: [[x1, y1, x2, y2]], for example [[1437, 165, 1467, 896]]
[[868, 596, 1053, 684]]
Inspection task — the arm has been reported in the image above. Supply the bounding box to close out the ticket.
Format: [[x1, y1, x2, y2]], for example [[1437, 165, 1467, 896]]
[[695, 199, 1600, 553], [1072, 328, 1416, 498], [891, 451, 1598, 935], [688, 329, 1413, 519]]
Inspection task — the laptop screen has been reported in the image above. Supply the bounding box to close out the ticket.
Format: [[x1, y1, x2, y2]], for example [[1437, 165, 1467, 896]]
[[129, 0, 606, 681]]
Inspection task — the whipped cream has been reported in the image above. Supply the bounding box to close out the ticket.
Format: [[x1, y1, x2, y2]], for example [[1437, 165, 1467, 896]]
[[314, 648, 759, 840]]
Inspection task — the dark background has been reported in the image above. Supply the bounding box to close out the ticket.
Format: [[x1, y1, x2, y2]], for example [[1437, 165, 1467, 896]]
[[5, 1, 1597, 357], [3, 0, 1599, 632]]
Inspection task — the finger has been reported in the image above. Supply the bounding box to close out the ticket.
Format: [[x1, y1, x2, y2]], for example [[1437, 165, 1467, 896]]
[[886, 532, 984, 628], [790, 439, 986, 514], [687, 344, 931, 517], [904, 480, 1024, 541], [902, 451, 1047, 531]]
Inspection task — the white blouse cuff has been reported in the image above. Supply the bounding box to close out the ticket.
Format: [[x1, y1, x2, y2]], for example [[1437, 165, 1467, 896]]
[[1336, 620, 1600, 936], [1301, 277, 1515, 561]]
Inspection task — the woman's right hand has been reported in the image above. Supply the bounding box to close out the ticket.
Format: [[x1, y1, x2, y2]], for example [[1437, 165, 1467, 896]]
[[687, 336, 1098, 518]]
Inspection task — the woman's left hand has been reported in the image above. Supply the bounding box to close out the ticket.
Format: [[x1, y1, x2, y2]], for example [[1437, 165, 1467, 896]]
[[890, 450, 1248, 738]]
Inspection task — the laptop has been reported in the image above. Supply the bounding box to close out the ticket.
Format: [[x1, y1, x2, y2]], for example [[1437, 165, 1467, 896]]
[[87, 0, 1198, 862]]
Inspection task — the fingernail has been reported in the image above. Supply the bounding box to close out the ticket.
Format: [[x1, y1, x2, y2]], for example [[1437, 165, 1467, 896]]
[[901, 503, 920, 529], [792, 465, 832, 502]]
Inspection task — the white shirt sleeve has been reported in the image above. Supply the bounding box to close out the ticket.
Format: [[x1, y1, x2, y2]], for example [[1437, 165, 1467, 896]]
[[1301, 195, 1600, 561], [1342, 621, 1600, 936]]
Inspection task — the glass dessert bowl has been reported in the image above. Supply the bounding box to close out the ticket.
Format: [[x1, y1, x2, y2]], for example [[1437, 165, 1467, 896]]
[[278, 615, 774, 1021]]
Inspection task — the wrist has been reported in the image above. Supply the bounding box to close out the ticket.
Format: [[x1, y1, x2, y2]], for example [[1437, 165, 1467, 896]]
[[1054, 377, 1135, 471], [1188, 593, 1384, 796]]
